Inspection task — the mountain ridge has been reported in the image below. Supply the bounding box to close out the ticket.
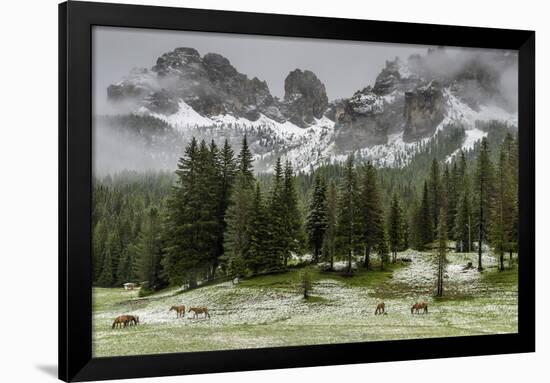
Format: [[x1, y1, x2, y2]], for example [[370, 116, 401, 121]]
[[100, 46, 518, 174]]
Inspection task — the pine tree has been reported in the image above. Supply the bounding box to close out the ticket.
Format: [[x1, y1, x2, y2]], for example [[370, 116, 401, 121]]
[[210, 140, 236, 278], [163, 138, 217, 286], [436, 208, 447, 297], [97, 246, 114, 287], [501, 133, 519, 264], [490, 142, 516, 271], [282, 160, 304, 265], [116, 248, 133, 286], [428, 158, 442, 234], [237, 135, 254, 186], [473, 137, 494, 270], [417, 181, 433, 249], [224, 136, 256, 272], [388, 194, 404, 263], [377, 228, 390, 271], [306, 174, 328, 263], [93, 219, 108, 282], [442, 164, 453, 239], [225, 175, 254, 263], [409, 195, 423, 250], [246, 182, 274, 273], [323, 181, 338, 270], [136, 207, 164, 290], [336, 155, 361, 274], [454, 187, 472, 252], [267, 158, 286, 268], [447, 161, 462, 241], [107, 230, 122, 286], [359, 162, 384, 270]]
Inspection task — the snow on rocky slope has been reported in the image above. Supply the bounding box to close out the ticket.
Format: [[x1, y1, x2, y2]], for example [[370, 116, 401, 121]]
[[102, 46, 518, 173]]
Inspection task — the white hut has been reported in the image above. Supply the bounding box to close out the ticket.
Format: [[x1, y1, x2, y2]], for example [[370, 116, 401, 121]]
[[123, 282, 136, 291]]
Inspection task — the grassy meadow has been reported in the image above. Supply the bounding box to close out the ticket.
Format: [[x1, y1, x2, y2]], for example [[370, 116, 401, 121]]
[[92, 250, 518, 357]]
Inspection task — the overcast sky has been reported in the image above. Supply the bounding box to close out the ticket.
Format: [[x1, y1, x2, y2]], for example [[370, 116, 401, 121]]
[[92, 26, 433, 112]]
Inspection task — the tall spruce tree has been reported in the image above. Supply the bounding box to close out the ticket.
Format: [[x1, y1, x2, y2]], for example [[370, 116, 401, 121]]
[[428, 158, 442, 234], [306, 174, 328, 263], [377, 228, 390, 271], [490, 141, 516, 271], [473, 137, 494, 270], [436, 208, 447, 297], [237, 135, 254, 186], [417, 181, 433, 249], [246, 182, 272, 273], [336, 155, 361, 274], [224, 136, 256, 270], [388, 194, 405, 263], [359, 162, 384, 270], [455, 187, 472, 252], [442, 164, 453, 238], [448, 161, 459, 239], [211, 139, 236, 278], [268, 158, 286, 268], [323, 181, 338, 270], [163, 138, 218, 286], [282, 160, 304, 265], [136, 207, 164, 290], [501, 133, 519, 264], [97, 246, 114, 287]]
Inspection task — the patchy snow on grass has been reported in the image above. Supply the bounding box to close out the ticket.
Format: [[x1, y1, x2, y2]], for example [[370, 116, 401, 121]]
[[93, 249, 517, 357]]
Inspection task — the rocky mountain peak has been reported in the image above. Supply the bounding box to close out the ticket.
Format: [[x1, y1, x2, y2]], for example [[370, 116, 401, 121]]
[[283, 69, 328, 128], [152, 47, 203, 77]]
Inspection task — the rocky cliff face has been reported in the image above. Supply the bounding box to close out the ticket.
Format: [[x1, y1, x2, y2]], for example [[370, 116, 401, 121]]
[[283, 69, 328, 128], [103, 47, 517, 173], [403, 82, 446, 141]]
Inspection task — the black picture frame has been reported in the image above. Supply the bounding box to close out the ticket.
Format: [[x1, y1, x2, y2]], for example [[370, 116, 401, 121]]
[[59, 1, 535, 381]]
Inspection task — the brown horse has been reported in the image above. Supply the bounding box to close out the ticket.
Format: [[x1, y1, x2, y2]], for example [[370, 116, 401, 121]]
[[188, 307, 210, 319], [112, 314, 139, 328], [112, 315, 131, 329], [411, 302, 428, 315], [170, 305, 186, 318], [374, 302, 385, 315], [128, 315, 139, 326]]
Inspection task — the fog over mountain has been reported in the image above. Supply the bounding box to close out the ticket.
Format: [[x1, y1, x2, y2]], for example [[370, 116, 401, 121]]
[[93, 27, 517, 175]]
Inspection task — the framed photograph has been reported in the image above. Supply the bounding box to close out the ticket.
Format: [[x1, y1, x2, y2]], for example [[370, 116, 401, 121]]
[[59, 1, 535, 381]]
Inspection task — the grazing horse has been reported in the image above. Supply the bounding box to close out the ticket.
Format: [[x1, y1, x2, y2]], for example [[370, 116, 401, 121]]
[[112, 315, 139, 328], [170, 305, 186, 318], [112, 315, 131, 329], [374, 302, 385, 315], [128, 315, 139, 326], [188, 307, 210, 319], [411, 302, 428, 315]]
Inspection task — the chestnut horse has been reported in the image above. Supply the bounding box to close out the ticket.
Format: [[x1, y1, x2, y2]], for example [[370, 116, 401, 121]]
[[411, 302, 428, 315], [374, 302, 385, 315], [112, 314, 139, 328], [170, 305, 186, 318], [128, 315, 139, 326], [188, 307, 210, 319]]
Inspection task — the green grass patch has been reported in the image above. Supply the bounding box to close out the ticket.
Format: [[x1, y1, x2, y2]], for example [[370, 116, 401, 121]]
[[304, 295, 329, 304], [238, 263, 404, 290], [480, 266, 518, 285]]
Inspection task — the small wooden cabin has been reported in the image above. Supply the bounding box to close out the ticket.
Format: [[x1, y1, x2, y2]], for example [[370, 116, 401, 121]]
[[123, 282, 137, 291]]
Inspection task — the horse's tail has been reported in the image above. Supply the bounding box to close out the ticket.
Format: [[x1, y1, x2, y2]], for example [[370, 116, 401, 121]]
[[112, 321, 116, 329]]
